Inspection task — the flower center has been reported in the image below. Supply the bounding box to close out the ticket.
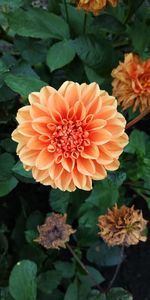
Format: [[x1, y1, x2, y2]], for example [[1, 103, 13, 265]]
[[48, 119, 89, 159], [139, 73, 150, 90]]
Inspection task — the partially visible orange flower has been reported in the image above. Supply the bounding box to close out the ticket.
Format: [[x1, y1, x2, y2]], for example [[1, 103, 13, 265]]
[[112, 53, 150, 112], [35, 213, 75, 249], [98, 204, 148, 247], [77, 0, 118, 15], [12, 81, 128, 192]]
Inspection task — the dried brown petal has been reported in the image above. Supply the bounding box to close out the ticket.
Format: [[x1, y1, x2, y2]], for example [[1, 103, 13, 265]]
[[98, 204, 148, 247], [35, 213, 76, 249]]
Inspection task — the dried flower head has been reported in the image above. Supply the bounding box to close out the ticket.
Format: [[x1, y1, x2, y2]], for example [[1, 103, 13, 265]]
[[77, 0, 118, 15], [98, 205, 148, 247], [112, 53, 150, 112], [12, 81, 128, 192], [35, 213, 75, 249]]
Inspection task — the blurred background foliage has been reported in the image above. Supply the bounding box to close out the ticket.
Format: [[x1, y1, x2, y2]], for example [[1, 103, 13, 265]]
[[0, 0, 150, 299]]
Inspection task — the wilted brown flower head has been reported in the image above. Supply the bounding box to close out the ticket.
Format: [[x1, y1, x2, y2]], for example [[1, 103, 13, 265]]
[[98, 205, 148, 247], [77, 0, 118, 15], [35, 213, 75, 249]]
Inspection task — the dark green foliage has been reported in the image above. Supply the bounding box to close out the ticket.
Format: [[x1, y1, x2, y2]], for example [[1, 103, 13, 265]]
[[0, 0, 149, 299]]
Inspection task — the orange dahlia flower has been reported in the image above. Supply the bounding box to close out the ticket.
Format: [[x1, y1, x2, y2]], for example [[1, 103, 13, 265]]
[[112, 53, 150, 112], [77, 0, 118, 15], [12, 81, 128, 191]]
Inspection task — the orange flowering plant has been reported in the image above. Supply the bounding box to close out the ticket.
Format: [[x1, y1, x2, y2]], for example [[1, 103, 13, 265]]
[[0, 0, 149, 299]]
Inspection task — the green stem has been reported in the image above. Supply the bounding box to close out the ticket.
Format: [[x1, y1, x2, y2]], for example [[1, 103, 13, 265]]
[[106, 246, 124, 292], [83, 14, 87, 34], [66, 243, 104, 293], [64, 0, 69, 25]]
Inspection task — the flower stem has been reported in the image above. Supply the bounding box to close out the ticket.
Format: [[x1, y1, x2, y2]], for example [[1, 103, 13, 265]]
[[83, 14, 87, 34], [106, 245, 124, 292], [66, 243, 104, 293], [64, 0, 69, 25], [126, 107, 150, 130]]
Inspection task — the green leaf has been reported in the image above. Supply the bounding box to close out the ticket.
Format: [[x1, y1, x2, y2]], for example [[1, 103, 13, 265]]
[[12, 161, 34, 183], [128, 21, 150, 55], [9, 260, 37, 300], [0, 138, 16, 153], [0, 59, 9, 75], [107, 288, 133, 300], [0, 153, 18, 197], [74, 35, 114, 75], [50, 189, 71, 213], [0, 0, 25, 11], [84, 65, 105, 85], [0, 153, 15, 181], [78, 266, 104, 287], [54, 261, 75, 278], [93, 13, 125, 33], [87, 241, 124, 267], [0, 177, 18, 197], [37, 271, 62, 295], [87, 290, 106, 300], [47, 40, 76, 72], [126, 0, 145, 19], [60, 4, 92, 36], [125, 129, 149, 156], [64, 281, 78, 300], [0, 288, 13, 300], [7, 8, 70, 40], [4, 73, 46, 96]]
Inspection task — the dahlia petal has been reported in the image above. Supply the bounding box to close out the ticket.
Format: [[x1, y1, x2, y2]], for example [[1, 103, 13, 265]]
[[81, 82, 100, 106], [63, 82, 81, 107], [49, 163, 63, 180], [36, 148, 54, 170], [92, 162, 107, 180], [27, 136, 46, 150], [19, 148, 38, 166], [18, 122, 36, 137], [72, 168, 86, 189], [41, 176, 56, 187], [77, 157, 95, 176], [61, 157, 75, 172], [105, 159, 120, 171], [86, 97, 102, 115], [81, 143, 99, 159], [89, 129, 112, 145], [48, 92, 68, 118], [96, 106, 117, 120], [84, 176, 92, 191], [50, 110, 63, 123], [101, 94, 117, 107], [96, 150, 113, 165], [28, 92, 40, 104], [32, 120, 50, 135], [105, 122, 125, 138], [117, 133, 129, 147], [74, 101, 86, 120], [16, 106, 31, 123], [12, 129, 28, 144], [100, 143, 123, 158], [58, 81, 70, 96], [40, 86, 56, 106], [86, 119, 106, 131], [30, 103, 50, 119], [55, 170, 72, 191], [32, 167, 49, 181], [67, 179, 76, 192]]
